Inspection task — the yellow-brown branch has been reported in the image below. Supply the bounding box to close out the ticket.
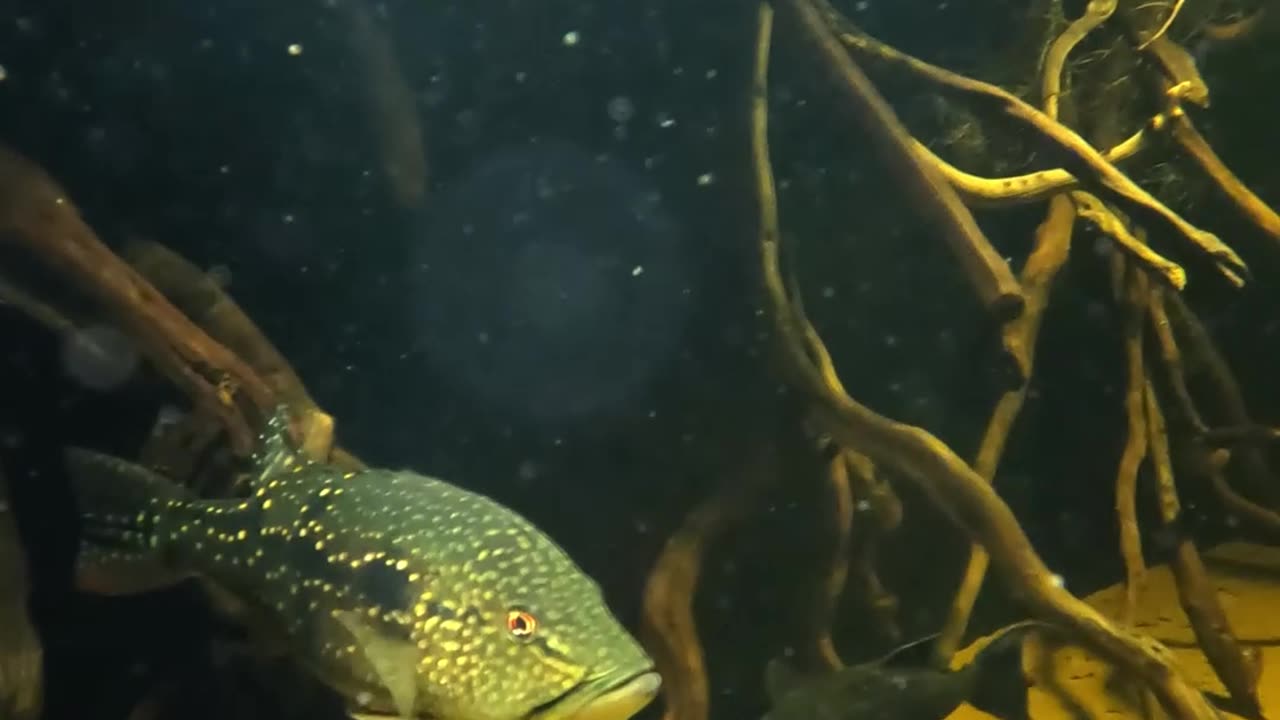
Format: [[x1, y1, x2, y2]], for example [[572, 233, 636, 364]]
[[1114, 257, 1150, 626], [813, 0, 1247, 287], [1144, 377, 1262, 717], [763, 3, 1219, 719]]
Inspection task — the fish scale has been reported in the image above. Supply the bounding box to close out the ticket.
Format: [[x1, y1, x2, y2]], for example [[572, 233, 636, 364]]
[[66, 407, 659, 720]]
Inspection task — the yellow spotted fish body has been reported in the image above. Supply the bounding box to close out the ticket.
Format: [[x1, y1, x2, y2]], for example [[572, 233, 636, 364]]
[[68, 408, 658, 720]]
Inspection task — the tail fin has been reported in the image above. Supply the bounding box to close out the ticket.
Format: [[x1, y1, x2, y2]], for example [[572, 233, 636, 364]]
[[65, 448, 193, 595], [968, 623, 1039, 720]]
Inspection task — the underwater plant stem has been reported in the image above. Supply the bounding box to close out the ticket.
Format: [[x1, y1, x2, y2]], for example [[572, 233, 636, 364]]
[[933, 193, 1075, 667], [121, 239, 344, 464], [762, 7, 1219, 720], [1127, 32, 1280, 244], [1072, 191, 1187, 289], [1148, 293, 1280, 535], [936, 0, 1104, 662], [1114, 258, 1150, 626], [0, 144, 272, 454], [915, 129, 1147, 208], [1041, 0, 1117, 119], [813, 0, 1248, 287], [775, 0, 1026, 325], [788, 239, 903, 652], [639, 437, 778, 720], [636, 13, 786, 720], [1134, 0, 1185, 51], [808, 448, 854, 670], [1161, 105, 1280, 242], [0, 272, 79, 335], [1148, 289, 1204, 433], [1144, 378, 1264, 717], [1163, 291, 1280, 507]]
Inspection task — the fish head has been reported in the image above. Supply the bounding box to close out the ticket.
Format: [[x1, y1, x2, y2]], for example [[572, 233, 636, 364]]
[[410, 502, 659, 720]]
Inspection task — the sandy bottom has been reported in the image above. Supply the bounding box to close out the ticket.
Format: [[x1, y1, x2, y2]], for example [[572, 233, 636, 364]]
[[948, 542, 1280, 720]]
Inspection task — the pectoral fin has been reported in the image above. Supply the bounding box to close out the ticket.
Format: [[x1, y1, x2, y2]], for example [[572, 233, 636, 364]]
[[333, 610, 419, 719]]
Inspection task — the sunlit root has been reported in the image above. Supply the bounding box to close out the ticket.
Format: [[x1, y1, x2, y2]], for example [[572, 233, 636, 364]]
[[1125, 0, 1186, 51], [916, 129, 1148, 208], [1144, 377, 1263, 718], [773, 1, 1025, 324], [1041, 0, 1117, 118], [0, 144, 275, 454], [811, 0, 1247, 287], [934, 193, 1075, 664], [802, 444, 854, 671], [1159, 106, 1280, 241], [1114, 257, 1150, 626], [639, 443, 777, 720], [1073, 191, 1186, 289], [761, 4, 1219, 719]]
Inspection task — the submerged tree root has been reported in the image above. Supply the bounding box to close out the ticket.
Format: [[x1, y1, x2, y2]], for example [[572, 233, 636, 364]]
[[934, 192, 1075, 665], [760, 3, 1223, 719], [0, 143, 354, 471], [639, 440, 778, 720], [0, 144, 272, 455], [121, 239, 339, 464], [1144, 373, 1262, 717], [813, 0, 1247, 288]]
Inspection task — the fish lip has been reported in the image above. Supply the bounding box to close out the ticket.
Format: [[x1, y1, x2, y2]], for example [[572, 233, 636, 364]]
[[528, 667, 661, 720]]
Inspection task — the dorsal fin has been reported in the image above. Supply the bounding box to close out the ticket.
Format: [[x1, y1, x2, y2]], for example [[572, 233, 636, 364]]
[[875, 632, 941, 668], [251, 405, 306, 483]]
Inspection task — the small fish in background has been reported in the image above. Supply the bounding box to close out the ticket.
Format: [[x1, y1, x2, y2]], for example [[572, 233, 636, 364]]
[[65, 406, 660, 720], [762, 622, 1041, 720], [0, 471, 42, 720]]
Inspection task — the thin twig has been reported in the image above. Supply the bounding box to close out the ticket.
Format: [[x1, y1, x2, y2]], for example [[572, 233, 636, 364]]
[[765, 3, 1219, 719], [1144, 378, 1262, 718], [814, 0, 1248, 286]]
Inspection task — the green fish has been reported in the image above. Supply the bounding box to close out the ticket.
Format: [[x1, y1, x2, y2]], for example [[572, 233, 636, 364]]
[[762, 623, 1038, 720], [67, 408, 660, 720]]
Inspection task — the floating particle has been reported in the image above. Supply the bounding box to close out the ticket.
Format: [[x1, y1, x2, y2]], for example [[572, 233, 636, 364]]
[[607, 96, 635, 124], [287, 43, 303, 56], [562, 31, 580, 47]]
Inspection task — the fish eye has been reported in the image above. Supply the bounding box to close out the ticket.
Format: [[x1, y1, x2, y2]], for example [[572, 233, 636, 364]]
[[506, 608, 538, 640]]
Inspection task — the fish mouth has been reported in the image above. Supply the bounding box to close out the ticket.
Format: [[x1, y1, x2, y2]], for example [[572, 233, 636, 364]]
[[529, 669, 662, 720]]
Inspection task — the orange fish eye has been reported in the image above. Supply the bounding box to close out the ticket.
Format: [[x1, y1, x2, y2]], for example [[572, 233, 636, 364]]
[[506, 609, 538, 639]]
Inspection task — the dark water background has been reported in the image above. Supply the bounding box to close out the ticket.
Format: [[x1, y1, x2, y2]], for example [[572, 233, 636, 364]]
[[1, 1, 1280, 718]]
